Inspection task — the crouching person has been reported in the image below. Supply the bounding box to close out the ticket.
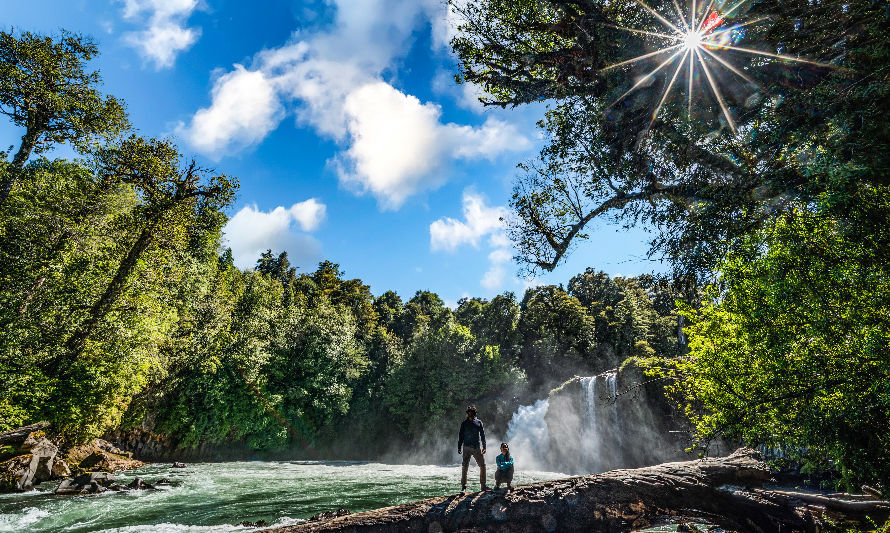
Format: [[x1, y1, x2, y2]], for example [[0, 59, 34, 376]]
[[495, 442, 514, 490]]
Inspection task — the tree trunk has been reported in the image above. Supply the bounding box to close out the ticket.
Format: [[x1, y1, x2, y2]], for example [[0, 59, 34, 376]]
[[61, 224, 155, 364], [269, 449, 889, 533], [0, 126, 41, 205]]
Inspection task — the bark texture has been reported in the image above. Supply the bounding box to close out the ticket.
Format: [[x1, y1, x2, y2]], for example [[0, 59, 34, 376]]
[[267, 449, 889, 533]]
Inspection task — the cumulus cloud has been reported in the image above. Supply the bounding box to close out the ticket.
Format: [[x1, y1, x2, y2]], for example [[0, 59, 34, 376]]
[[122, 0, 201, 69], [430, 190, 515, 290], [177, 66, 284, 157], [223, 199, 327, 269], [430, 190, 509, 252], [178, 0, 532, 207]]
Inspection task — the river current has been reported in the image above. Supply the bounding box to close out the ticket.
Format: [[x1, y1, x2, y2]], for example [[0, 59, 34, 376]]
[[0, 461, 565, 532]]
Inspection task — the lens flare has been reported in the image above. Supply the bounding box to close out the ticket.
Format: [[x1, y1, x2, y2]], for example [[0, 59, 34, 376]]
[[603, 0, 832, 136]]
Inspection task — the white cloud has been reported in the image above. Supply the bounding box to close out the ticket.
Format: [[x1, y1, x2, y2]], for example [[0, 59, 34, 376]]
[[430, 190, 509, 252], [430, 190, 515, 291], [178, 0, 532, 208], [122, 0, 201, 69], [223, 200, 327, 269], [176, 66, 284, 158], [290, 198, 327, 231]]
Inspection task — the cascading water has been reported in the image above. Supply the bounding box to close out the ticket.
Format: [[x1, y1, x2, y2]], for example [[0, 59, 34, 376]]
[[579, 371, 621, 473], [503, 369, 685, 475]]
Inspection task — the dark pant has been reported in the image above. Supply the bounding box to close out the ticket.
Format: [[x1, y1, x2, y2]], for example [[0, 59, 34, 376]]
[[495, 465, 514, 487], [461, 446, 486, 488]]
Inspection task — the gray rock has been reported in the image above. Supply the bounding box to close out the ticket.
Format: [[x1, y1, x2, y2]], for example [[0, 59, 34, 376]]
[[0, 436, 59, 492]]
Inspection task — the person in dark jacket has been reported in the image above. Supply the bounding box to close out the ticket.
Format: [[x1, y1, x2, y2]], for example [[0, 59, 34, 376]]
[[458, 405, 488, 492]]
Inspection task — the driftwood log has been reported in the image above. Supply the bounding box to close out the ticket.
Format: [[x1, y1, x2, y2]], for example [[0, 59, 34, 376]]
[[267, 449, 889, 533]]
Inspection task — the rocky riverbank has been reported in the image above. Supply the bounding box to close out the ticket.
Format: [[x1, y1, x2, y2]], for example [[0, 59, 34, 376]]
[[264, 449, 889, 533], [0, 423, 145, 494]]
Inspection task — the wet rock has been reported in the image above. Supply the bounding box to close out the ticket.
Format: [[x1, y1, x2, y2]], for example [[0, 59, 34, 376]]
[[172, 462, 187, 468], [126, 477, 155, 490], [308, 509, 350, 522], [155, 477, 171, 484], [56, 472, 117, 495], [55, 478, 87, 495], [256, 520, 268, 527], [108, 484, 129, 492], [74, 471, 116, 486]]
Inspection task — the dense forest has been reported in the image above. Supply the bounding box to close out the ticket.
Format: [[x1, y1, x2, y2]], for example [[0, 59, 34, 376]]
[[0, 30, 685, 462], [2, 0, 890, 501]]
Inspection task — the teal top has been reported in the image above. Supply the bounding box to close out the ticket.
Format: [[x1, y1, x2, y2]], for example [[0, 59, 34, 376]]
[[496, 453, 514, 470]]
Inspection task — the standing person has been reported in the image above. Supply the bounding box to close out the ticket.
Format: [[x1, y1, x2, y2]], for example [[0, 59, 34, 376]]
[[458, 405, 488, 492], [494, 442, 514, 491]]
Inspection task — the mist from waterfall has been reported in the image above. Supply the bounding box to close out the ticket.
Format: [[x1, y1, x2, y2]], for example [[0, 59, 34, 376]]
[[504, 399, 551, 472], [502, 369, 689, 475]]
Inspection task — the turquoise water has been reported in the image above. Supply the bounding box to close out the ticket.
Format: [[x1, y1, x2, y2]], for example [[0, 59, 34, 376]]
[[0, 461, 565, 532]]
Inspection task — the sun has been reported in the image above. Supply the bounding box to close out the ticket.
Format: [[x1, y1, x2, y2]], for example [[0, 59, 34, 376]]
[[602, 0, 830, 137], [682, 30, 703, 51]]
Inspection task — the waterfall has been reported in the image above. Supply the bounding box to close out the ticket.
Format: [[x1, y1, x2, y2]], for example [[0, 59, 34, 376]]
[[503, 370, 687, 474], [504, 370, 636, 474], [579, 371, 619, 473]]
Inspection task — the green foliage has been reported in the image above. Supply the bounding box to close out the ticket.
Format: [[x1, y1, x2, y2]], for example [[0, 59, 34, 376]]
[[385, 322, 522, 439], [649, 206, 890, 488], [0, 29, 128, 203]]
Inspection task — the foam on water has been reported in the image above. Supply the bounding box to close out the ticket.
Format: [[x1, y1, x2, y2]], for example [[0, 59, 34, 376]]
[[0, 461, 563, 533]]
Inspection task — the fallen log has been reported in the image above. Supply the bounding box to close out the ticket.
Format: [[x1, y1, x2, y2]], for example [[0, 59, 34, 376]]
[[266, 449, 889, 533]]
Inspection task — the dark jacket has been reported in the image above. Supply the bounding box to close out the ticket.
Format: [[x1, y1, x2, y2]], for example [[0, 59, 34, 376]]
[[458, 417, 486, 450]]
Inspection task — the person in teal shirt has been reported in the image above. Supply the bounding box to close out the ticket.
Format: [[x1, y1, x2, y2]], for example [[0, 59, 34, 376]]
[[494, 442, 514, 490]]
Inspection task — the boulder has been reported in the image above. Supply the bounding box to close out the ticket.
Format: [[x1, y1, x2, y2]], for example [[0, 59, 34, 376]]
[[79, 451, 111, 471], [0, 436, 60, 492], [74, 471, 116, 486], [55, 478, 87, 495], [0, 454, 36, 492], [126, 477, 155, 490], [55, 472, 117, 495], [172, 462, 186, 468], [52, 458, 71, 479]]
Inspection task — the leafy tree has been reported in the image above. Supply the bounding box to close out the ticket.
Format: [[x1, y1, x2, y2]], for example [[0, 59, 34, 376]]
[[385, 322, 521, 439], [651, 206, 890, 489], [0, 30, 128, 204], [518, 285, 596, 386], [451, 0, 890, 280], [255, 250, 296, 282]]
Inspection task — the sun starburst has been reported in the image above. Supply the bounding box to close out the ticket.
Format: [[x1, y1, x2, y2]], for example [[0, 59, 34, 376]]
[[604, 0, 831, 137]]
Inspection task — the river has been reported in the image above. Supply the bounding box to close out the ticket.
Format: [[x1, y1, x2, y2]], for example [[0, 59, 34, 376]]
[[0, 461, 565, 532]]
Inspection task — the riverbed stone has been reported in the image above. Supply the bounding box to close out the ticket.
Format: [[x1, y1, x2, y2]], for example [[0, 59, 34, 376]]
[[52, 458, 72, 479]]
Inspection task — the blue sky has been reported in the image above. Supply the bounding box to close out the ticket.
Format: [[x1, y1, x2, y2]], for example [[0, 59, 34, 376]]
[[4, 0, 661, 305]]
